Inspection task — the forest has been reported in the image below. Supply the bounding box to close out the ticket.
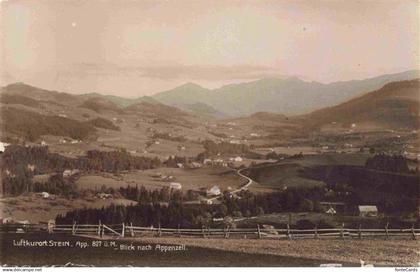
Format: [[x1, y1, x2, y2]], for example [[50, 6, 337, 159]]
[[1, 145, 162, 195], [56, 186, 326, 228]]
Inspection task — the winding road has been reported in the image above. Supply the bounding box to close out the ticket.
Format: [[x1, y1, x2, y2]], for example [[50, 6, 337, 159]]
[[206, 167, 254, 201]]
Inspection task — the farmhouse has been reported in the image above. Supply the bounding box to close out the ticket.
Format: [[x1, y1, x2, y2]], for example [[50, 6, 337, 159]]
[[97, 193, 112, 199], [1, 217, 14, 224], [358, 205, 378, 217], [169, 182, 182, 190], [0, 142, 10, 153], [188, 162, 202, 169], [41, 192, 50, 199], [63, 169, 80, 178], [203, 159, 212, 165], [234, 156, 243, 162], [27, 164, 36, 172], [207, 185, 221, 196], [325, 207, 337, 215]]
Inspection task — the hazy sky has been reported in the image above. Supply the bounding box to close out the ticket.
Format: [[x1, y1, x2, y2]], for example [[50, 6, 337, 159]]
[[1, 0, 419, 97]]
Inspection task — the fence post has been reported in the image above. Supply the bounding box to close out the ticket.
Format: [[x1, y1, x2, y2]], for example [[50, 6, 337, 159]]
[[202, 225, 205, 238], [72, 221, 76, 235], [340, 223, 344, 239], [226, 226, 230, 238], [130, 222, 134, 237], [158, 222, 162, 237], [97, 220, 101, 236], [177, 224, 181, 237], [358, 224, 362, 239], [314, 225, 318, 239], [287, 224, 291, 240], [411, 224, 416, 240], [385, 222, 389, 239], [121, 222, 125, 237], [257, 224, 261, 239]]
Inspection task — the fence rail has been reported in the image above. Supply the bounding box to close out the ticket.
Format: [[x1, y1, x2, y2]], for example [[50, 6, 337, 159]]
[[1, 222, 419, 240]]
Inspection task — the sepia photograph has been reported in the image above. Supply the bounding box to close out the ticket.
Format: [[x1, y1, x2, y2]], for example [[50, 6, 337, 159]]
[[0, 0, 419, 269]]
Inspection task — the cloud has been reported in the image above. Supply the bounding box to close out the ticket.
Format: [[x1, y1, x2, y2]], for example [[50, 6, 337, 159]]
[[63, 63, 286, 82]]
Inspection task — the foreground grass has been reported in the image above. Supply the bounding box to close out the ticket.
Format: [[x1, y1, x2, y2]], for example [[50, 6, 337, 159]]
[[129, 236, 419, 266]]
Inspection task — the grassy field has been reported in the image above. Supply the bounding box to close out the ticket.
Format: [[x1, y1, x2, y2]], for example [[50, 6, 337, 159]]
[[77, 167, 244, 191], [0, 232, 346, 267], [248, 153, 370, 189], [0, 194, 136, 223], [134, 236, 419, 267]]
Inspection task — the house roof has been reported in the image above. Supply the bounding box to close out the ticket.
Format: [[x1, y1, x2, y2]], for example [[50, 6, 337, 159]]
[[358, 205, 378, 212]]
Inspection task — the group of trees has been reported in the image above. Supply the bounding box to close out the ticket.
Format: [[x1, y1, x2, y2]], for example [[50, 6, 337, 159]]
[[33, 173, 79, 198], [85, 150, 161, 173], [56, 186, 326, 228], [1, 145, 162, 196], [2, 107, 95, 141], [86, 117, 120, 131], [200, 140, 249, 156], [152, 132, 186, 143], [119, 185, 199, 204], [365, 154, 410, 173]]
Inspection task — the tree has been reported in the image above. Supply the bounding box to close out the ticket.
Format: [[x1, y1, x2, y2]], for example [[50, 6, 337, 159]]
[[299, 199, 314, 212], [256, 206, 265, 216]]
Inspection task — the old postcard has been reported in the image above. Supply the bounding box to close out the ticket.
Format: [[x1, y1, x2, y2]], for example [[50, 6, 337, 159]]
[[0, 0, 419, 269]]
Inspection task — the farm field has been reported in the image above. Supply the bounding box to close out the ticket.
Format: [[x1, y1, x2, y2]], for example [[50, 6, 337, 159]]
[[77, 166, 245, 192], [0, 194, 136, 223], [247, 153, 371, 189]]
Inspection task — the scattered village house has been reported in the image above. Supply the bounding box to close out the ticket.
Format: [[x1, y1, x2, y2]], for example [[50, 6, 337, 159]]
[[207, 185, 221, 196], [0, 142, 10, 153], [27, 164, 36, 172], [97, 192, 113, 199], [169, 182, 182, 190], [358, 205, 378, 217], [40, 192, 50, 199], [63, 169, 80, 178], [188, 162, 202, 169], [320, 201, 346, 213], [234, 156, 243, 162]]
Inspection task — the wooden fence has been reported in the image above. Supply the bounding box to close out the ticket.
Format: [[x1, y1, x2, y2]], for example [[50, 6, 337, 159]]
[[1, 222, 419, 240]]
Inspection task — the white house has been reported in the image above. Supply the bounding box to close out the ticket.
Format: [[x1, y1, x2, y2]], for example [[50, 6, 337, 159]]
[[207, 185, 221, 196], [63, 169, 80, 178], [41, 192, 50, 199], [234, 156, 243, 162], [97, 193, 112, 199], [358, 205, 378, 217], [27, 164, 36, 172], [189, 162, 202, 169], [203, 159, 212, 165], [169, 182, 182, 190], [326, 207, 337, 215], [1, 217, 14, 224], [0, 142, 10, 153], [41, 141, 47, 146]]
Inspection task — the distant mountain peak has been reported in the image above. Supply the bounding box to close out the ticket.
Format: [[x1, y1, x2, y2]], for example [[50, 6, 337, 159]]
[[177, 82, 205, 89]]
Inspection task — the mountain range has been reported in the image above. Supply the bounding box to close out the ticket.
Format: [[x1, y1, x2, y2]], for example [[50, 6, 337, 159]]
[[152, 70, 419, 117]]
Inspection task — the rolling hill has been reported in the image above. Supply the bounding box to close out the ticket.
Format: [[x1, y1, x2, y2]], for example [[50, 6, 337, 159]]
[[300, 79, 420, 130]]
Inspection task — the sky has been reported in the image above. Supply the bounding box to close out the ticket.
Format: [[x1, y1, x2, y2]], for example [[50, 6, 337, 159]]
[[1, 0, 419, 97]]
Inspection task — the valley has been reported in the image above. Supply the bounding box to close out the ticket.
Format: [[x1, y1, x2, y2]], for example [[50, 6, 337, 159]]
[[1, 77, 419, 233]]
